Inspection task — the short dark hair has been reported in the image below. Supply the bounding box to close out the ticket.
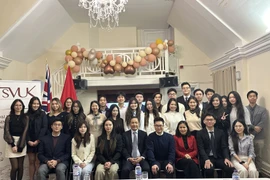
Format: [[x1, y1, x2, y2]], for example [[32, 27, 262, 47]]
[[154, 117, 164, 124], [193, 88, 204, 96], [167, 88, 177, 95], [135, 91, 144, 96], [153, 92, 162, 99], [247, 90, 258, 98], [202, 112, 216, 121], [205, 88, 215, 95], [51, 118, 63, 125], [117, 91, 126, 98], [181, 82, 191, 88], [98, 95, 107, 100]]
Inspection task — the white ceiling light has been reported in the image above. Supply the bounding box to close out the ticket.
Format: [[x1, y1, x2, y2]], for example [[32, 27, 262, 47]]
[[78, 0, 128, 30]]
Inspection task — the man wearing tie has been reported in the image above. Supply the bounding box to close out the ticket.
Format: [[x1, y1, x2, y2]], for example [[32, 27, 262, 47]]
[[197, 113, 234, 178], [177, 82, 192, 110], [121, 117, 150, 178]]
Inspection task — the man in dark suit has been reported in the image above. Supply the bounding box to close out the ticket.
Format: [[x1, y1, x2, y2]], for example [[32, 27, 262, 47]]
[[197, 113, 234, 178], [194, 88, 208, 112], [135, 91, 145, 112], [205, 88, 215, 104], [37, 119, 71, 180], [121, 117, 150, 178], [177, 82, 192, 110]]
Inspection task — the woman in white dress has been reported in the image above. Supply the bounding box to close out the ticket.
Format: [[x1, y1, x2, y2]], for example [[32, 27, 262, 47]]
[[164, 98, 185, 135]]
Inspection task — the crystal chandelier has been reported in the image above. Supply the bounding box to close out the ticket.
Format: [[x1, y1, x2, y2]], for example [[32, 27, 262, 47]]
[[78, 0, 128, 30]]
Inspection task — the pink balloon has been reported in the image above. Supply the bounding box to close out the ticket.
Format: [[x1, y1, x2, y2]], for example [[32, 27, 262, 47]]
[[133, 62, 140, 69], [115, 56, 122, 63], [77, 52, 83, 59], [65, 55, 73, 62], [150, 43, 157, 49], [71, 45, 78, 52], [72, 65, 80, 73], [148, 54, 156, 62], [139, 58, 147, 66], [106, 54, 113, 62]]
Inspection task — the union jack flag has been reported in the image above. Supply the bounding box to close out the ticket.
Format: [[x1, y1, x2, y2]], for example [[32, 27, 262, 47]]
[[41, 64, 52, 112]]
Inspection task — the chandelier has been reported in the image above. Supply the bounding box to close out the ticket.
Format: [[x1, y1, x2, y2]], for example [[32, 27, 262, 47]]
[[78, 0, 128, 30]]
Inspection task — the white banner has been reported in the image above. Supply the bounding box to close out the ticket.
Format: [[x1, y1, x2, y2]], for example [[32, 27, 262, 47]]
[[0, 80, 41, 180]]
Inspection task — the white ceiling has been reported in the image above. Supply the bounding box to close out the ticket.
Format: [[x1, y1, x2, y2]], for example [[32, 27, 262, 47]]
[[0, 0, 270, 63]]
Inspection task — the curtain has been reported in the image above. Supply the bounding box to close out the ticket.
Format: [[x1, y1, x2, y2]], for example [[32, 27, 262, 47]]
[[213, 66, 236, 96]]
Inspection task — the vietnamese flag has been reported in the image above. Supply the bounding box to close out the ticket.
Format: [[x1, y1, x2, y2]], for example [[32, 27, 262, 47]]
[[60, 66, 77, 105]]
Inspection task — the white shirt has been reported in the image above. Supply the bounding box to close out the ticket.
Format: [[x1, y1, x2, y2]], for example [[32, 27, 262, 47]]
[[118, 105, 127, 121], [161, 102, 185, 115], [164, 111, 185, 135]]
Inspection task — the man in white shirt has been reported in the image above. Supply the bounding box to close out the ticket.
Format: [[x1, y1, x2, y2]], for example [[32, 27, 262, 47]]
[[194, 89, 207, 112], [161, 88, 185, 114], [177, 82, 192, 110], [117, 92, 127, 121]]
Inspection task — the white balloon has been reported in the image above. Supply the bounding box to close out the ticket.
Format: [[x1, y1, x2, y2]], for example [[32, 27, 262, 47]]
[[91, 58, 98, 65]]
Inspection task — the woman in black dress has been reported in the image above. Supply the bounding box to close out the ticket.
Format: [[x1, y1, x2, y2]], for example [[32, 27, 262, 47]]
[[4, 99, 29, 180], [106, 104, 124, 135], [26, 97, 47, 180]]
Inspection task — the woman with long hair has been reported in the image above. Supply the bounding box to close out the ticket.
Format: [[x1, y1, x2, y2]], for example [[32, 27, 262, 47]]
[[206, 94, 230, 136], [221, 95, 229, 110], [63, 97, 73, 113], [64, 100, 86, 138], [227, 91, 252, 132], [164, 98, 185, 135], [47, 97, 67, 133], [174, 121, 201, 178], [72, 121, 95, 179], [184, 97, 202, 137], [26, 97, 47, 180], [4, 99, 29, 180], [106, 104, 124, 135], [95, 119, 122, 180], [124, 97, 144, 131], [86, 101, 106, 145], [229, 120, 258, 178]]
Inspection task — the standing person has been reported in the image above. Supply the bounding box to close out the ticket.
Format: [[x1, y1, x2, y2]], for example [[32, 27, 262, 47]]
[[117, 92, 127, 121], [205, 88, 215, 105], [184, 97, 202, 137], [221, 95, 229, 110], [246, 90, 268, 172], [144, 99, 163, 135], [26, 97, 48, 180], [197, 113, 234, 178], [135, 91, 145, 112], [86, 101, 106, 145], [153, 92, 163, 113], [64, 100, 86, 138], [229, 120, 259, 178], [37, 119, 70, 180], [71, 121, 95, 179], [99, 95, 109, 116], [147, 117, 175, 178], [47, 97, 67, 133], [194, 88, 207, 112], [121, 117, 150, 179], [206, 94, 230, 139], [227, 91, 252, 132], [162, 88, 185, 114], [106, 104, 125, 135], [174, 121, 201, 178], [164, 98, 185, 135], [95, 119, 122, 180], [125, 97, 144, 131], [177, 82, 192, 110], [4, 99, 29, 180], [63, 97, 73, 113]]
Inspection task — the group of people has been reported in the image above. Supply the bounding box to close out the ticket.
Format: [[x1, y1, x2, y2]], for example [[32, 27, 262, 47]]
[[3, 82, 267, 180]]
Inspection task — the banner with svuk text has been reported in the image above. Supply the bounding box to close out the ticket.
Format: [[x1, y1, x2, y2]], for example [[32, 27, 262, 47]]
[[0, 80, 41, 180]]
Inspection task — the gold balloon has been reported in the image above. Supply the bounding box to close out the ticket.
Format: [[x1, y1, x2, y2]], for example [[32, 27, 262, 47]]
[[64, 63, 68, 70], [156, 38, 163, 45], [65, 50, 72, 55]]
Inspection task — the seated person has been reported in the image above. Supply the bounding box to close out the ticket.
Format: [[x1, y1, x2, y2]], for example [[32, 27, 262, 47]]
[[229, 120, 258, 178], [95, 119, 122, 180], [71, 121, 95, 179], [174, 121, 201, 178], [121, 117, 150, 178], [197, 113, 234, 178], [147, 117, 175, 178], [37, 119, 70, 180]]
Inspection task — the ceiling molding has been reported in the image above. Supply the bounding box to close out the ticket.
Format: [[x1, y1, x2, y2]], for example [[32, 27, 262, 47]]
[[209, 32, 270, 71], [0, 56, 12, 69]]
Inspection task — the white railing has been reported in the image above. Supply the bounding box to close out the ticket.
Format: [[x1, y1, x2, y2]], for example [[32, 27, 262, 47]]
[[52, 47, 178, 97]]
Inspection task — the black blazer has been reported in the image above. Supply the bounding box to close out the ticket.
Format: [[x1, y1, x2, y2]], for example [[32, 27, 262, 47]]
[[141, 104, 146, 113], [27, 111, 48, 142], [177, 96, 193, 110], [38, 133, 71, 166], [122, 130, 147, 159], [196, 128, 230, 163]]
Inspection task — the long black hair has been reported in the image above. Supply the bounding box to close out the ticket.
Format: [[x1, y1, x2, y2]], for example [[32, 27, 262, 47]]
[[166, 98, 179, 113], [227, 91, 245, 120], [63, 97, 73, 112], [67, 100, 86, 126], [107, 104, 120, 119], [125, 97, 141, 127], [27, 96, 42, 117], [144, 98, 160, 128], [187, 96, 201, 118], [175, 121, 191, 137], [74, 121, 91, 148], [230, 119, 249, 154], [98, 119, 117, 154], [206, 94, 224, 116], [89, 100, 101, 115]]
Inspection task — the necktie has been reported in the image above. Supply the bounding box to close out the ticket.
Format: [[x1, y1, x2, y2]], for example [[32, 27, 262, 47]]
[[132, 131, 138, 158], [185, 97, 188, 102], [210, 132, 217, 158]]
